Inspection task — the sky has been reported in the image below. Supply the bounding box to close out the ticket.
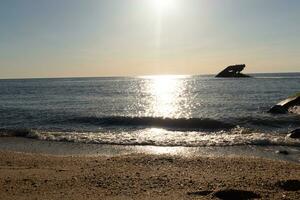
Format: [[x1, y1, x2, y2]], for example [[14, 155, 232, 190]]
[[0, 0, 299, 78]]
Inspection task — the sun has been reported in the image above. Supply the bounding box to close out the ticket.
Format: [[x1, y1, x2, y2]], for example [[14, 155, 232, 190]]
[[154, 0, 172, 12], [151, 0, 176, 15]]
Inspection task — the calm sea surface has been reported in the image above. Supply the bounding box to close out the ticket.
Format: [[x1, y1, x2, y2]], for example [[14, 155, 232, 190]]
[[0, 73, 299, 147]]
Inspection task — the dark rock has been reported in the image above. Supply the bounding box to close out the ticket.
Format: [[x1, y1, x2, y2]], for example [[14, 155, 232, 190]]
[[214, 189, 261, 200], [276, 180, 300, 191], [269, 95, 300, 114], [275, 150, 289, 155], [268, 105, 288, 114], [288, 129, 300, 139], [216, 64, 251, 78]]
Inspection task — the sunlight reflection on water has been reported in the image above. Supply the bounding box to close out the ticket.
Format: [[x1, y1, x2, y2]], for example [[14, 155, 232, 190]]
[[142, 75, 191, 118]]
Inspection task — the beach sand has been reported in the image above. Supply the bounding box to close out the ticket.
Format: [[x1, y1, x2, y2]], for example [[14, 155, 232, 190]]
[[0, 151, 299, 200]]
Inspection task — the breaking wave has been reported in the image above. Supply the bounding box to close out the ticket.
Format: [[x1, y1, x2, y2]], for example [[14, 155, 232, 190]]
[[1, 128, 299, 147], [234, 115, 300, 128], [59, 115, 300, 131], [64, 116, 235, 131], [1, 115, 299, 147]]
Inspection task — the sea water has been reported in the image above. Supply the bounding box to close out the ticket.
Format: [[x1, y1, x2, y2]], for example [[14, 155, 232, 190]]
[[0, 73, 299, 148]]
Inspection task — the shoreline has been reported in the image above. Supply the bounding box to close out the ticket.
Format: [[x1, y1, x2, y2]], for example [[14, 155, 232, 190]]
[[0, 137, 299, 163], [0, 150, 299, 199]]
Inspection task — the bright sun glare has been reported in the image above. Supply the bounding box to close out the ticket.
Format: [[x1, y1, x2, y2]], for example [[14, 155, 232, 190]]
[[145, 75, 186, 117], [151, 0, 176, 15]]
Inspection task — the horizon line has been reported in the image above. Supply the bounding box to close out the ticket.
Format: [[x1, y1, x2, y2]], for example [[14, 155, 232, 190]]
[[0, 71, 300, 81]]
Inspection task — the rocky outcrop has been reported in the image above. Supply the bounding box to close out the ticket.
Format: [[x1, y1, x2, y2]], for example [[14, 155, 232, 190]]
[[287, 129, 300, 139], [216, 64, 251, 78], [269, 94, 300, 114]]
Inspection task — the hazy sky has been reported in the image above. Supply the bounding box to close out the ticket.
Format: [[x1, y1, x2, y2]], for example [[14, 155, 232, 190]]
[[0, 0, 299, 78]]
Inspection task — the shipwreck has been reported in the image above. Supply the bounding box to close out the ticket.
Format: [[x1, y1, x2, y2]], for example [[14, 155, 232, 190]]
[[216, 64, 251, 78]]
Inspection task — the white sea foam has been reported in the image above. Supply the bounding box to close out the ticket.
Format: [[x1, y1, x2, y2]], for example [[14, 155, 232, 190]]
[[20, 128, 300, 147]]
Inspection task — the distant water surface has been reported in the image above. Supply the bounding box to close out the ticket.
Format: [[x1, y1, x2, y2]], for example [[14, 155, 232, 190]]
[[0, 73, 299, 147]]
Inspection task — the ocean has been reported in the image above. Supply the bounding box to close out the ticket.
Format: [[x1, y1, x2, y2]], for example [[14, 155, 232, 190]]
[[0, 73, 299, 148]]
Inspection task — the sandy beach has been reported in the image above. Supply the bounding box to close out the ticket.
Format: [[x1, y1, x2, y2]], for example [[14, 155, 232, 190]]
[[0, 150, 299, 200], [1, 0, 300, 199]]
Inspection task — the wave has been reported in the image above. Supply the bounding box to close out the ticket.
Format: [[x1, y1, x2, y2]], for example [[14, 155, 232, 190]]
[[235, 116, 300, 128], [1, 128, 300, 147], [0, 129, 38, 138], [62, 115, 300, 131], [65, 116, 235, 131], [1, 115, 299, 136]]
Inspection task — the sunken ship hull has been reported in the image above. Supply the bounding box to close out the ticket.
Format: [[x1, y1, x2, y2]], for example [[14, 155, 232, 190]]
[[216, 64, 251, 78]]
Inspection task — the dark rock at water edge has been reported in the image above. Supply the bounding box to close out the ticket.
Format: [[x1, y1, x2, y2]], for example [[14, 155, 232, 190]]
[[275, 150, 289, 155], [269, 94, 300, 114], [288, 129, 300, 139], [268, 105, 288, 114], [216, 64, 251, 78]]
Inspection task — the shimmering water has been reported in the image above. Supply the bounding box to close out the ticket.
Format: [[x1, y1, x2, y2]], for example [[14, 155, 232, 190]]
[[0, 73, 299, 147]]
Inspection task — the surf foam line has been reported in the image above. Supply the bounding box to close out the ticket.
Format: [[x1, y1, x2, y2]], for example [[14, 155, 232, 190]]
[[1, 128, 300, 147], [54, 115, 300, 131]]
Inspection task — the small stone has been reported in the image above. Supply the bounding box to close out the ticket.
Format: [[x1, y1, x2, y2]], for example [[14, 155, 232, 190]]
[[276, 150, 289, 155], [288, 129, 300, 139]]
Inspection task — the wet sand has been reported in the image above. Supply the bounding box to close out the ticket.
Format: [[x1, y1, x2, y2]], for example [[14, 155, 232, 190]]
[[0, 151, 299, 200], [1, 137, 299, 162]]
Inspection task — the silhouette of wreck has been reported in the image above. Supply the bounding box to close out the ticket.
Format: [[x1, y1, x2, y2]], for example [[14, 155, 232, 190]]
[[216, 64, 250, 78]]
